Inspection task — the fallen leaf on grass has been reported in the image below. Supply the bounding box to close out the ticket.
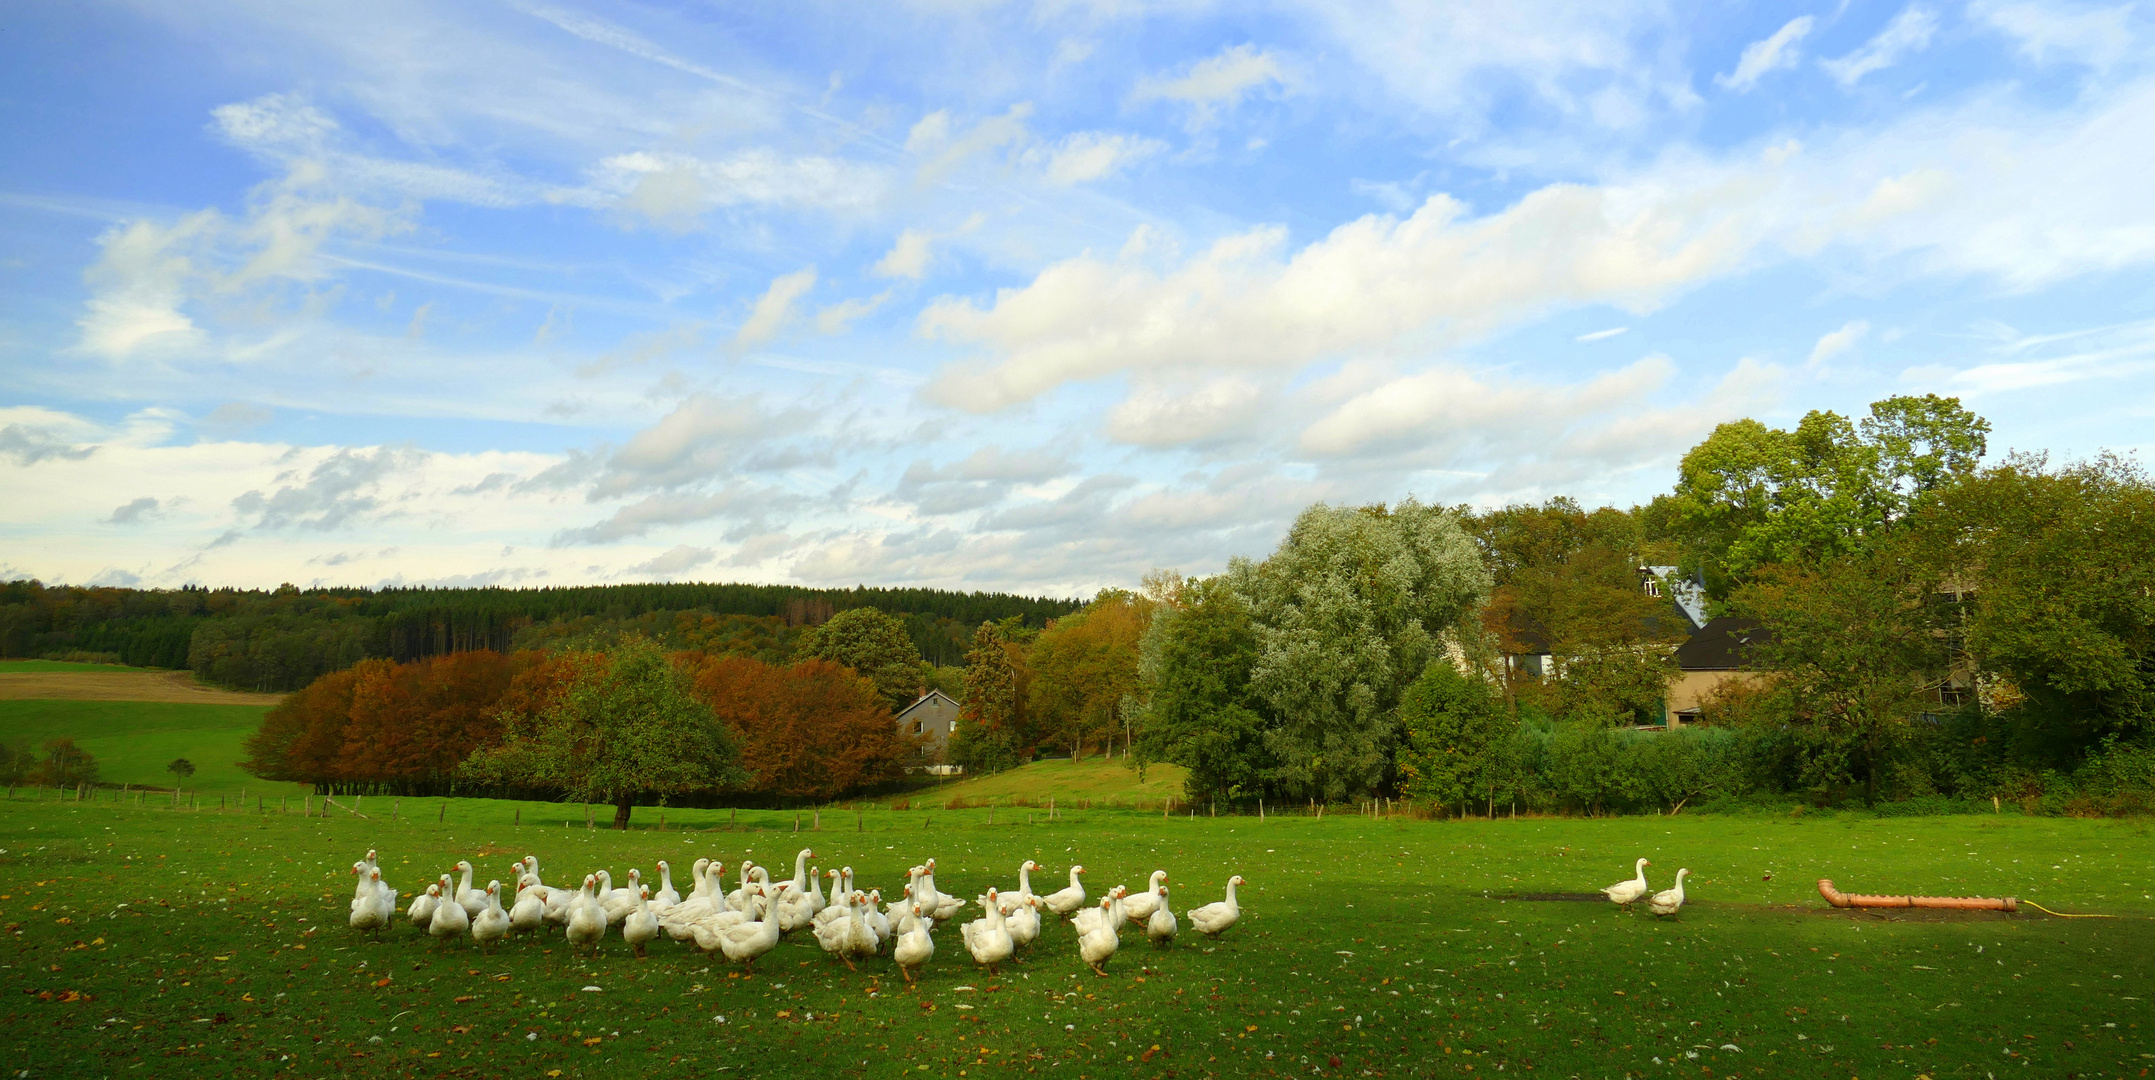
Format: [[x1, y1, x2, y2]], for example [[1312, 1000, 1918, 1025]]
[[453, 995, 475, 1003]]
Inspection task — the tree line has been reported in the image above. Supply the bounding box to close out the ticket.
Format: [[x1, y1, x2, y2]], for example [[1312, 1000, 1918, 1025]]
[[948, 394, 2155, 814], [0, 580, 1078, 691], [238, 639, 923, 815]]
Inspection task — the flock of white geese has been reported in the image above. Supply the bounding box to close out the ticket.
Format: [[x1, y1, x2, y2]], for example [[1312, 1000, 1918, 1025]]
[[345, 848, 1245, 980], [1599, 858, 1689, 916]]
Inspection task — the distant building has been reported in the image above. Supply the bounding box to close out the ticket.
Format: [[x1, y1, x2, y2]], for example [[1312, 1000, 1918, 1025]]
[[895, 689, 962, 774], [1664, 616, 1771, 726]]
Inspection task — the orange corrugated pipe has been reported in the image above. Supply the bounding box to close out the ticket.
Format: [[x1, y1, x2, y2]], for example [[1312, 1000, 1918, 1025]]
[[1817, 878, 2016, 912]]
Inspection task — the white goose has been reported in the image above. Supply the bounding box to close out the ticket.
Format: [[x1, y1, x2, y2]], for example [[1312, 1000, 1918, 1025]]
[[660, 861, 723, 941], [1073, 886, 1127, 938], [1145, 885, 1177, 947], [565, 874, 607, 956], [650, 861, 681, 913], [409, 875, 449, 929], [471, 882, 510, 950], [453, 860, 486, 918], [1005, 895, 1043, 951], [1600, 858, 1652, 908], [813, 891, 881, 971], [428, 881, 471, 945], [598, 869, 642, 925], [508, 877, 546, 937], [862, 889, 892, 946], [709, 885, 781, 974], [623, 887, 661, 957], [773, 848, 816, 904], [919, 859, 965, 922], [960, 889, 1015, 975], [893, 901, 935, 984], [349, 869, 395, 936], [988, 860, 1042, 916], [1077, 896, 1120, 976], [1648, 868, 1690, 918], [1122, 871, 1169, 924], [1186, 875, 1244, 939], [814, 869, 850, 929], [1041, 865, 1088, 918]]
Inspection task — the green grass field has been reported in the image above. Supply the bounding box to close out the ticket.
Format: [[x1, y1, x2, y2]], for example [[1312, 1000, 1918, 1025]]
[[0, 795, 2147, 1078], [0, 659, 148, 673], [917, 757, 1191, 809], [0, 699, 303, 796]]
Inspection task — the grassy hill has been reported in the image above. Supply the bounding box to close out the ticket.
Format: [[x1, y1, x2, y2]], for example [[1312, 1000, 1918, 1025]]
[[912, 756, 1192, 810], [0, 699, 301, 795]]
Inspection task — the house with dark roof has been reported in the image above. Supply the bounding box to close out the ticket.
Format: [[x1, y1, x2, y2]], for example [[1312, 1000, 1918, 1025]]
[[894, 689, 962, 773], [1663, 616, 1772, 725]]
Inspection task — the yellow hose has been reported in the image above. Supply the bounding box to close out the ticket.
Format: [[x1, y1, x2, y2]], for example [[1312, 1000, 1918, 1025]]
[[2020, 900, 2118, 919]]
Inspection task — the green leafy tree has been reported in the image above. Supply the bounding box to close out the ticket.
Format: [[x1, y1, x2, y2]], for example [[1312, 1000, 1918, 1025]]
[[952, 620, 1030, 774], [1397, 662, 1506, 812], [1135, 575, 1275, 802], [1727, 528, 1956, 804], [1924, 453, 2155, 752], [1465, 499, 1685, 721], [30, 737, 99, 788], [1241, 499, 1491, 801], [1648, 394, 1989, 594], [460, 640, 746, 828], [166, 757, 196, 783], [1028, 590, 1154, 757], [792, 607, 928, 712]]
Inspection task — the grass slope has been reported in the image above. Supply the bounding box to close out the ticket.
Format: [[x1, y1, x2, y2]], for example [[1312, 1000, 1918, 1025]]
[[0, 699, 303, 795], [916, 757, 1191, 809], [0, 660, 146, 673], [0, 797, 2147, 1078]]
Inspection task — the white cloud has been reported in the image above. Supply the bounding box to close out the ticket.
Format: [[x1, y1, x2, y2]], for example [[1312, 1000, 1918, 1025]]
[[1300, 356, 1675, 457], [1287, 1, 1683, 134], [1807, 319, 1870, 367], [1822, 6, 1940, 86], [1575, 326, 1629, 342], [1104, 377, 1269, 446], [922, 73, 2155, 411], [594, 150, 888, 226], [1970, 0, 2139, 69], [1716, 16, 1815, 92], [72, 164, 407, 361], [1026, 131, 1168, 184], [910, 104, 1035, 184], [732, 268, 818, 353], [587, 393, 793, 497], [874, 229, 937, 280], [1131, 44, 1288, 128], [815, 292, 892, 335], [624, 543, 717, 577]]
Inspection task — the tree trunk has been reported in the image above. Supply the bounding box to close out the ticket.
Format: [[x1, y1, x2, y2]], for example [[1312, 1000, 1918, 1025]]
[[613, 796, 634, 830]]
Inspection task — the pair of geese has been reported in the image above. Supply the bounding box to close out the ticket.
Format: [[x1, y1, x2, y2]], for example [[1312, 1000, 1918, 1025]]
[[1600, 858, 1690, 917]]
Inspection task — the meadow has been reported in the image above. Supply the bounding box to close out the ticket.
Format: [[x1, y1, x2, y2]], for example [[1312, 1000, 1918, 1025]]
[[916, 757, 1192, 810], [1, 793, 2148, 1079], [0, 699, 303, 797]]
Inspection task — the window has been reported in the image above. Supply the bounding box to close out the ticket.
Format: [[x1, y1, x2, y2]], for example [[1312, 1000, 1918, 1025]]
[[913, 720, 925, 734]]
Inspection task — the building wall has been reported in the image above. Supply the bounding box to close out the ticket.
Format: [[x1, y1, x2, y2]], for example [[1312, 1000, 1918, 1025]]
[[897, 692, 960, 765], [1663, 670, 1764, 725]]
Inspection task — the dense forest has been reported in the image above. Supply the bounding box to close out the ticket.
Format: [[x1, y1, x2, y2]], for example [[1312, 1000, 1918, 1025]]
[[0, 580, 1079, 691]]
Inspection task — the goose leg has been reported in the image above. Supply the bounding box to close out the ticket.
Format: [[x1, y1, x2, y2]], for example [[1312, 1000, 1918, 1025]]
[[901, 966, 914, 985], [841, 956, 856, 973]]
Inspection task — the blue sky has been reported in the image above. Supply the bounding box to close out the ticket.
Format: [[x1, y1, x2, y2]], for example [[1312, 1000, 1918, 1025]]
[[4, 0, 2153, 596]]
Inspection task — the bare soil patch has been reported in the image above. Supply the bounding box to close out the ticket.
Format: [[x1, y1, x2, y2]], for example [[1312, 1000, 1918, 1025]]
[[0, 670, 285, 705]]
